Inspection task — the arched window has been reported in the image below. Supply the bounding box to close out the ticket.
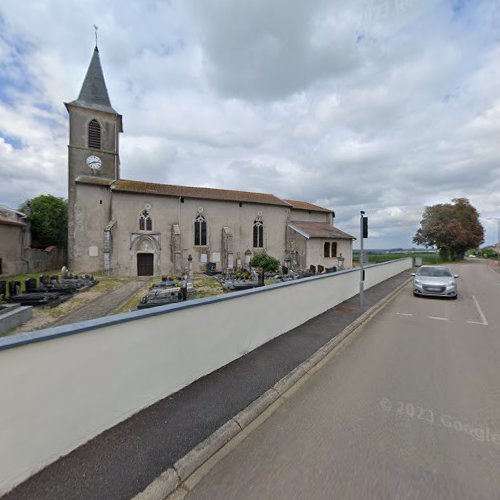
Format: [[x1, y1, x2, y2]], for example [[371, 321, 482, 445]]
[[88, 119, 101, 149], [324, 242, 330, 258], [331, 242, 337, 258], [194, 214, 207, 245], [253, 217, 264, 248], [139, 209, 153, 231]]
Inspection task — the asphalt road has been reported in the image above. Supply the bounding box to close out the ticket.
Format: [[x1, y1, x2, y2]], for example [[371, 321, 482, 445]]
[[187, 261, 500, 499]]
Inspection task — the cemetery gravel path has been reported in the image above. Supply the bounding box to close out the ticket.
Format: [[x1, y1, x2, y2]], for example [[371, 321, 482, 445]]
[[50, 279, 147, 326]]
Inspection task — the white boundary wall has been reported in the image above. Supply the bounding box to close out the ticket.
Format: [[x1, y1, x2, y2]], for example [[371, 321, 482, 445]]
[[0, 258, 412, 494]]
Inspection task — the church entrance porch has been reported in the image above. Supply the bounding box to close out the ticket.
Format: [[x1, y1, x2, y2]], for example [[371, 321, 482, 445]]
[[130, 234, 161, 277], [137, 253, 154, 276]]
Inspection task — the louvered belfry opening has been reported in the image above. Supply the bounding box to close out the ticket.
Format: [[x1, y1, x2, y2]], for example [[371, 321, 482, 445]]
[[88, 119, 101, 149]]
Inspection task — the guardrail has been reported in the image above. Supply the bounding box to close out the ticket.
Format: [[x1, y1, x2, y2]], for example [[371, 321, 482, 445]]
[[0, 258, 412, 495]]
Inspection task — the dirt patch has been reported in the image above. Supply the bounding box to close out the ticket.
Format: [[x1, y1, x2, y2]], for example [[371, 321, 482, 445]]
[[193, 273, 225, 298], [336, 306, 354, 313]]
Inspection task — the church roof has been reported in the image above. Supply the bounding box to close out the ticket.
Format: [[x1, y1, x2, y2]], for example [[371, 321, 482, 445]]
[[76, 176, 335, 211], [69, 47, 118, 114], [284, 199, 333, 213], [111, 179, 292, 207], [288, 222, 354, 240]]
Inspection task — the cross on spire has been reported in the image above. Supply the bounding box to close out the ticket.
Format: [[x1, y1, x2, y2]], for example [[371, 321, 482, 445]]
[[93, 24, 98, 49]]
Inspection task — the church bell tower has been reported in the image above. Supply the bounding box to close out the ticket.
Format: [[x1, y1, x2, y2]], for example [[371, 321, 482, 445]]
[[65, 45, 123, 269]]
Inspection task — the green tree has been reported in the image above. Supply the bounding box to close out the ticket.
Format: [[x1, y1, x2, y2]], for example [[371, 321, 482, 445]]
[[20, 195, 68, 249], [250, 253, 280, 286], [413, 198, 484, 261]]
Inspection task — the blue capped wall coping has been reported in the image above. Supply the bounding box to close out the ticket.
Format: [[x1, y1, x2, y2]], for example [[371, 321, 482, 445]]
[[0, 259, 411, 352]]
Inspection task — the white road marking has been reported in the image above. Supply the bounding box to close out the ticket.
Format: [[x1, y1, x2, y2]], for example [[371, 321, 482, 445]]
[[396, 313, 414, 317], [428, 316, 449, 321], [467, 295, 489, 326]]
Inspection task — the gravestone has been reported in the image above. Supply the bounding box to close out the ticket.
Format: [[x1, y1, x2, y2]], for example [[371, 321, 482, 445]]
[[25, 278, 37, 291], [8, 281, 21, 296]]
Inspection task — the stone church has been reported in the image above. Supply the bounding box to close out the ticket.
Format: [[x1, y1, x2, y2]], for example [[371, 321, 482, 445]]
[[66, 46, 354, 277]]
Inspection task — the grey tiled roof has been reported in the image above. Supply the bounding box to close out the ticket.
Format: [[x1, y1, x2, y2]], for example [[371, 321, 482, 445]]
[[69, 48, 118, 114], [284, 199, 332, 213], [288, 221, 355, 240]]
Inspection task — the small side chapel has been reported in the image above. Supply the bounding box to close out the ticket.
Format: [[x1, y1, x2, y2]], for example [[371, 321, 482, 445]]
[[65, 46, 354, 277]]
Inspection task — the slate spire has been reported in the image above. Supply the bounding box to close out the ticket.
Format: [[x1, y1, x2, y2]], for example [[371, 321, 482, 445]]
[[71, 47, 118, 114]]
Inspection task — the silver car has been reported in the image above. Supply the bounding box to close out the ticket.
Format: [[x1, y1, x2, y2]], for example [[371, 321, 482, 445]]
[[412, 266, 459, 299]]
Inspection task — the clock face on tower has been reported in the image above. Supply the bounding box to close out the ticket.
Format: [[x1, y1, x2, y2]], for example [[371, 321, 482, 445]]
[[86, 155, 102, 172]]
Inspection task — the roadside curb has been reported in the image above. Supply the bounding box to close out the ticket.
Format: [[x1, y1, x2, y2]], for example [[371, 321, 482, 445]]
[[133, 275, 412, 500]]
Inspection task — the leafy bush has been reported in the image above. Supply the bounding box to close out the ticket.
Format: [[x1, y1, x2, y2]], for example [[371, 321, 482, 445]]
[[250, 253, 280, 273], [250, 253, 280, 286]]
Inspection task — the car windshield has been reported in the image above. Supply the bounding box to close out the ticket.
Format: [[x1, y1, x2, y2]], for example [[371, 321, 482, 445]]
[[417, 267, 452, 277]]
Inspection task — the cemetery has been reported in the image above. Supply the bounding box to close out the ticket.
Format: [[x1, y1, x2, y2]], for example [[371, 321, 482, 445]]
[[137, 277, 195, 309], [1, 271, 97, 309], [136, 258, 348, 310]]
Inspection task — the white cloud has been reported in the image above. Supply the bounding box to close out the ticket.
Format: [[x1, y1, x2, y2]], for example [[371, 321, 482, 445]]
[[1, 0, 500, 247]]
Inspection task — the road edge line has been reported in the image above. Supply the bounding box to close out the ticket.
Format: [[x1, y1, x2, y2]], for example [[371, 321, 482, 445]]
[[133, 275, 412, 500]]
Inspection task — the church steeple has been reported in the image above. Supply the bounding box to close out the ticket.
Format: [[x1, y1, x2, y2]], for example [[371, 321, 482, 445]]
[[70, 47, 117, 114], [65, 43, 123, 271]]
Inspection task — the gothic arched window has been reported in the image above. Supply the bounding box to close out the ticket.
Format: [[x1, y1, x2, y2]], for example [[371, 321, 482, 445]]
[[253, 217, 264, 248], [194, 214, 207, 245], [88, 119, 101, 149], [139, 209, 153, 231], [324, 242, 330, 258], [331, 242, 337, 258]]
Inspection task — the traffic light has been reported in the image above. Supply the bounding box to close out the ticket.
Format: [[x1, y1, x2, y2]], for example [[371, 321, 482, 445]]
[[362, 216, 368, 239]]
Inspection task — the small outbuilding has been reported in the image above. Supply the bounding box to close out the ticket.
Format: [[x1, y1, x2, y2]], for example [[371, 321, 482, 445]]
[[287, 220, 354, 272], [0, 206, 30, 276]]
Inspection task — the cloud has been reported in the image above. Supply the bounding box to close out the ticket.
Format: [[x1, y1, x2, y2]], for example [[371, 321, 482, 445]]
[[1, 0, 500, 247], [186, 0, 361, 100]]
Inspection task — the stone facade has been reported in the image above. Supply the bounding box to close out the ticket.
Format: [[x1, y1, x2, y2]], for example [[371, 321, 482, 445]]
[[66, 47, 354, 277], [0, 207, 30, 276]]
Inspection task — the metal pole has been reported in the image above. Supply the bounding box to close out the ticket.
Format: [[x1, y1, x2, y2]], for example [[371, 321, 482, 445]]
[[497, 219, 500, 267], [360, 211, 365, 307]]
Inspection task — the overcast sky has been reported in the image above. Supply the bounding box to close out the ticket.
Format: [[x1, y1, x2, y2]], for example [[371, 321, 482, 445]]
[[1, 0, 499, 248]]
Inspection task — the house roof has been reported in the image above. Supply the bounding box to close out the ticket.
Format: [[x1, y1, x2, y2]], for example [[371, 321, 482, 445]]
[[68, 47, 118, 114], [110, 179, 292, 207], [288, 222, 354, 240], [0, 205, 27, 218], [284, 199, 332, 213]]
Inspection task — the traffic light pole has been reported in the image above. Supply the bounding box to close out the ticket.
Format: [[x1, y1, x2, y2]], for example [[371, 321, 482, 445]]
[[360, 211, 365, 307]]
